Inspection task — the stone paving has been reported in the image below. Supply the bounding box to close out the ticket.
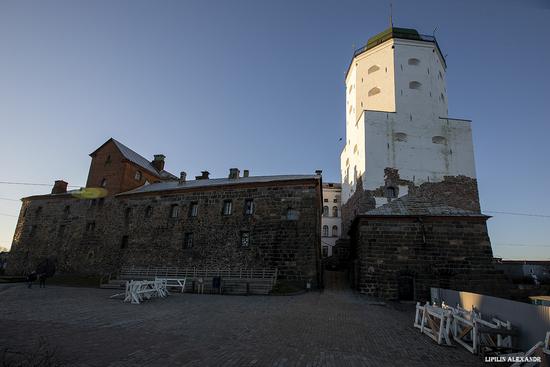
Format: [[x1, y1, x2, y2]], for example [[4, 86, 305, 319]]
[[0, 283, 483, 366]]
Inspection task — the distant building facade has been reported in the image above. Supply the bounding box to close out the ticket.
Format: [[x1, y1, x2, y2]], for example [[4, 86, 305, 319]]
[[321, 183, 341, 257], [7, 139, 323, 286]]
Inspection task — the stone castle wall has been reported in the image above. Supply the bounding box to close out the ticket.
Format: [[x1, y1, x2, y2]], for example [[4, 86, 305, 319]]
[[7, 181, 322, 284], [352, 216, 510, 301], [341, 168, 480, 237]]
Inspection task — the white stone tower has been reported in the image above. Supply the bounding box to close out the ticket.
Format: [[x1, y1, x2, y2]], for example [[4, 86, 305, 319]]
[[340, 27, 477, 207]]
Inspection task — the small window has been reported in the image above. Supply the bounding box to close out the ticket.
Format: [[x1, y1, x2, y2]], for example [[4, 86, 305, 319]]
[[35, 206, 43, 217], [134, 171, 142, 181], [368, 65, 380, 74], [105, 155, 112, 166], [394, 132, 408, 142], [322, 246, 328, 257], [86, 221, 96, 232], [244, 199, 254, 215], [323, 198, 328, 202], [170, 204, 179, 218], [432, 136, 447, 144], [323, 206, 329, 217], [286, 208, 299, 221], [189, 202, 198, 217], [145, 206, 153, 218], [183, 233, 193, 249], [409, 81, 422, 90], [222, 200, 232, 215], [100, 178, 107, 187], [322, 225, 329, 237], [332, 225, 338, 237], [240, 231, 250, 247], [408, 58, 420, 65], [386, 186, 397, 198], [332, 206, 338, 217], [333, 198, 338, 203], [120, 235, 129, 249], [368, 87, 380, 97], [63, 205, 70, 219]]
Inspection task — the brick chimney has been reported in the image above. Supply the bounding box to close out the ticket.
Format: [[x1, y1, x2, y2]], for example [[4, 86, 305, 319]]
[[51, 180, 68, 194], [195, 171, 210, 180], [228, 168, 240, 179], [243, 170, 250, 178], [179, 171, 187, 184], [152, 154, 165, 172]]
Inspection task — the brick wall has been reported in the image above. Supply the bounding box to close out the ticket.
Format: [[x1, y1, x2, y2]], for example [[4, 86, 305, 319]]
[[352, 215, 510, 301], [7, 180, 322, 285], [85, 140, 159, 195]]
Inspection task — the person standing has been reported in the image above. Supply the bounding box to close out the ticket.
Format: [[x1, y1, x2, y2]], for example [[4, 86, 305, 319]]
[[38, 273, 46, 288]]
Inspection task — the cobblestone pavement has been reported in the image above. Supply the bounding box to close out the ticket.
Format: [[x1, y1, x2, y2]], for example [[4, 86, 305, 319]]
[[0, 283, 483, 366]]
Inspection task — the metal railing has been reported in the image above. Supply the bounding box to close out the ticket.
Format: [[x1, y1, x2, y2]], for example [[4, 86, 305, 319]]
[[119, 266, 278, 285]]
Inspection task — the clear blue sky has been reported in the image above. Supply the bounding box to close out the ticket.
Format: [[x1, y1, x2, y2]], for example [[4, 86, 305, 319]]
[[0, 0, 549, 259]]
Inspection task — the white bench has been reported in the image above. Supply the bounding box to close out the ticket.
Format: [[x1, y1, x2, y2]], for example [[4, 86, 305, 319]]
[[156, 277, 187, 293]]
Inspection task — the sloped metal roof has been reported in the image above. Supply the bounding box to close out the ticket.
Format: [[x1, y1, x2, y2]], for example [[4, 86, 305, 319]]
[[117, 174, 320, 196], [363, 195, 485, 217]]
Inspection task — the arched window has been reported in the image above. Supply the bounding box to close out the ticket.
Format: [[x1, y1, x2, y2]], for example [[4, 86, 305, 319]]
[[368, 87, 381, 97], [409, 81, 422, 90], [408, 58, 420, 65], [368, 65, 380, 74], [323, 206, 329, 217], [100, 178, 107, 187], [386, 186, 397, 198], [332, 225, 338, 237], [322, 225, 329, 237], [394, 132, 407, 142], [332, 206, 338, 217]]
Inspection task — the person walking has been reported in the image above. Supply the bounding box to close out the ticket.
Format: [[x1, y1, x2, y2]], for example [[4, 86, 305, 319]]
[[27, 271, 37, 288]]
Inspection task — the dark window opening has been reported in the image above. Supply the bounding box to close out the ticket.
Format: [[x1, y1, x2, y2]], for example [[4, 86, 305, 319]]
[[322, 246, 328, 257], [86, 221, 96, 232], [332, 206, 338, 217], [100, 178, 107, 187], [322, 225, 329, 237], [222, 200, 232, 216], [183, 232, 193, 249], [286, 208, 299, 221], [189, 202, 198, 217], [125, 207, 132, 225], [323, 206, 329, 216], [170, 204, 179, 218], [386, 186, 397, 199], [145, 206, 153, 218], [120, 235, 129, 249], [105, 155, 112, 166], [63, 205, 71, 219], [332, 225, 338, 237], [35, 206, 42, 217], [244, 199, 254, 215]]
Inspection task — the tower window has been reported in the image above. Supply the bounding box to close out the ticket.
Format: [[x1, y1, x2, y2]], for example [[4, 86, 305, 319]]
[[408, 58, 420, 65], [368, 65, 380, 74], [409, 81, 422, 90], [368, 87, 380, 97], [393, 132, 408, 142]]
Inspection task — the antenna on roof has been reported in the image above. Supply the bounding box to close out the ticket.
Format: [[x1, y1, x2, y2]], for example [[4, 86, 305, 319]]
[[389, 2, 393, 28]]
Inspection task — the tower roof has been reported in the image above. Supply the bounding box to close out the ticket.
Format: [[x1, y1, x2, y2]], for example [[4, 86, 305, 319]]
[[346, 26, 447, 79]]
